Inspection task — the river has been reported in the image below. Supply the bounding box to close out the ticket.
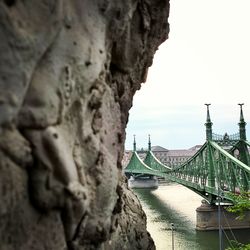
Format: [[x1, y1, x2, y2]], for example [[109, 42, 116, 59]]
[[134, 182, 250, 250]]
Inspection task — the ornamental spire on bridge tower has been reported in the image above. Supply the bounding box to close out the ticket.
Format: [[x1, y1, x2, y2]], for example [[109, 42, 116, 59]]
[[238, 103, 246, 140], [205, 104, 213, 140], [148, 134, 151, 151], [133, 134, 136, 151]]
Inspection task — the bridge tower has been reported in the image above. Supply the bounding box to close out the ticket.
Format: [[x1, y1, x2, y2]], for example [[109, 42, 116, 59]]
[[205, 103, 213, 141], [133, 134, 136, 152], [196, 104, 250, 230], [238, 103, 246, 140], [236, 104, 250, 182], [148, 134, 151, 151], [204, 104, 216, 190]]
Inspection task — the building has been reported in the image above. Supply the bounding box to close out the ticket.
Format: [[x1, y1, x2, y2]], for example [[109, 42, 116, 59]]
[[151, 145, 202, 168]]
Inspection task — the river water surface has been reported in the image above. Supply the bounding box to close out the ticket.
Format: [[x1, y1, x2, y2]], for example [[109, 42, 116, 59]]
[[134, 182, 250, 250]]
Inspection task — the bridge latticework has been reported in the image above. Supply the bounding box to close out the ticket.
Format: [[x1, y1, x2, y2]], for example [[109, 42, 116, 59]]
[[212, 132, 240, 146], [125, 151, 160, 176], [124, 104, 250, 204], [125, 141, 250, 204], [169, 141, 250, 203], [144, 150, 171, 173]]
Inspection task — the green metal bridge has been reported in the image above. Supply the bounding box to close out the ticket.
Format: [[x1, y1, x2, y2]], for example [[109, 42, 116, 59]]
[[125, 104, 250, 204]]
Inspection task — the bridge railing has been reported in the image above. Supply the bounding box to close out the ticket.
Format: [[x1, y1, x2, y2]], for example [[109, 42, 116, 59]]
[[212, 132, 240, 147], [212, 132, 240, 141]]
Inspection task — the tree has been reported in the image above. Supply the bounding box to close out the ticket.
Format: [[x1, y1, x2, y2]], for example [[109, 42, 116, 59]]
[[226, 191, 250, 219], [226, 192, 250, 250]]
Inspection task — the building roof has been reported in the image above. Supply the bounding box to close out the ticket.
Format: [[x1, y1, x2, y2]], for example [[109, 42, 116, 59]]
[[188, 145, 203, 151], [151, 145, 168, 151], [162, 149, 194, 157]]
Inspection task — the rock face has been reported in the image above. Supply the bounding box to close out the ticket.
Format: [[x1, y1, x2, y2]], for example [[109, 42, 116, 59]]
[[0, 1, 169, 249]]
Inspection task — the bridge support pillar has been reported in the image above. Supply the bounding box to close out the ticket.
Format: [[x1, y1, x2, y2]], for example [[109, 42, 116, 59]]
[[196, 200, 250, 231]]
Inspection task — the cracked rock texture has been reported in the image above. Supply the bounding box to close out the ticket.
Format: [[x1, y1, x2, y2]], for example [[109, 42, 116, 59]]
[[0, 0, 169, 249]]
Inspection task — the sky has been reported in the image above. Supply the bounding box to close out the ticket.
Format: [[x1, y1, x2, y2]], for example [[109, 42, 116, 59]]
[[125, 0, 250, 150]]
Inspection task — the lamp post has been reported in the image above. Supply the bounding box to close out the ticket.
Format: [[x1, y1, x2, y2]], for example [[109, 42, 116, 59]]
[[171, 223, 174, 250], [217, 189, 224, 250]]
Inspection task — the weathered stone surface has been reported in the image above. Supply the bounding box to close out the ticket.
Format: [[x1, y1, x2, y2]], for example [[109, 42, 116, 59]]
[[0, 0, 169, 249]]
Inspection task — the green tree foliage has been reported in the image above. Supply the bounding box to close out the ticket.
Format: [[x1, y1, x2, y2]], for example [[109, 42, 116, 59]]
[[226, 191, 250, 220], [226, 241, 250, 250], [226, 192, 250, 250]]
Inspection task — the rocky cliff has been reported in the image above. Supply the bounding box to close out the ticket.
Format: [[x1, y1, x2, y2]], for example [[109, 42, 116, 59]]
[[0, 1, 169, 249]]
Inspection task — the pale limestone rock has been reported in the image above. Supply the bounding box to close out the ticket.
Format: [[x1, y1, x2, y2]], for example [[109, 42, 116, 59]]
[[0, 0, 169, 249]]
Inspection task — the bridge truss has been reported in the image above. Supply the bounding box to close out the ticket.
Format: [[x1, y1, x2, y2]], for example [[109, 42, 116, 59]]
[[125, 105, 250, 204]]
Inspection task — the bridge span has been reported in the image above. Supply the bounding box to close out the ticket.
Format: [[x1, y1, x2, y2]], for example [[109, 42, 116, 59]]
[[124, 104, 250, 230]]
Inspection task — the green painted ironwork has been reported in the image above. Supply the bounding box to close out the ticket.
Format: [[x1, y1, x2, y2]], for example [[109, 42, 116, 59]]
[[125, 105, 250, 204], [133, 134, 136, 152], [125, 135, 160, 176], [143, 136, 171, 173], [238, 103, 247, 140], [148, 134, 151, 151], [169, 141, 250, 203], [212, 132, 240, 146], [124, 150, 160, 176], [211, 104, 246, 146], [205, 103, 213, 141]]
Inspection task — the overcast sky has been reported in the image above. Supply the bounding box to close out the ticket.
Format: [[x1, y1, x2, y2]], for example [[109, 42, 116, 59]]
[[125, 0, 250, 150]]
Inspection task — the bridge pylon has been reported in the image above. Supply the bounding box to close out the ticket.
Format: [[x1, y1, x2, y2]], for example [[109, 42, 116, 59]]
[[205, 104, 213, 141], [148, 134, 151, 151], [238, 103, 247, 140], [133, 134, 136, 152]]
